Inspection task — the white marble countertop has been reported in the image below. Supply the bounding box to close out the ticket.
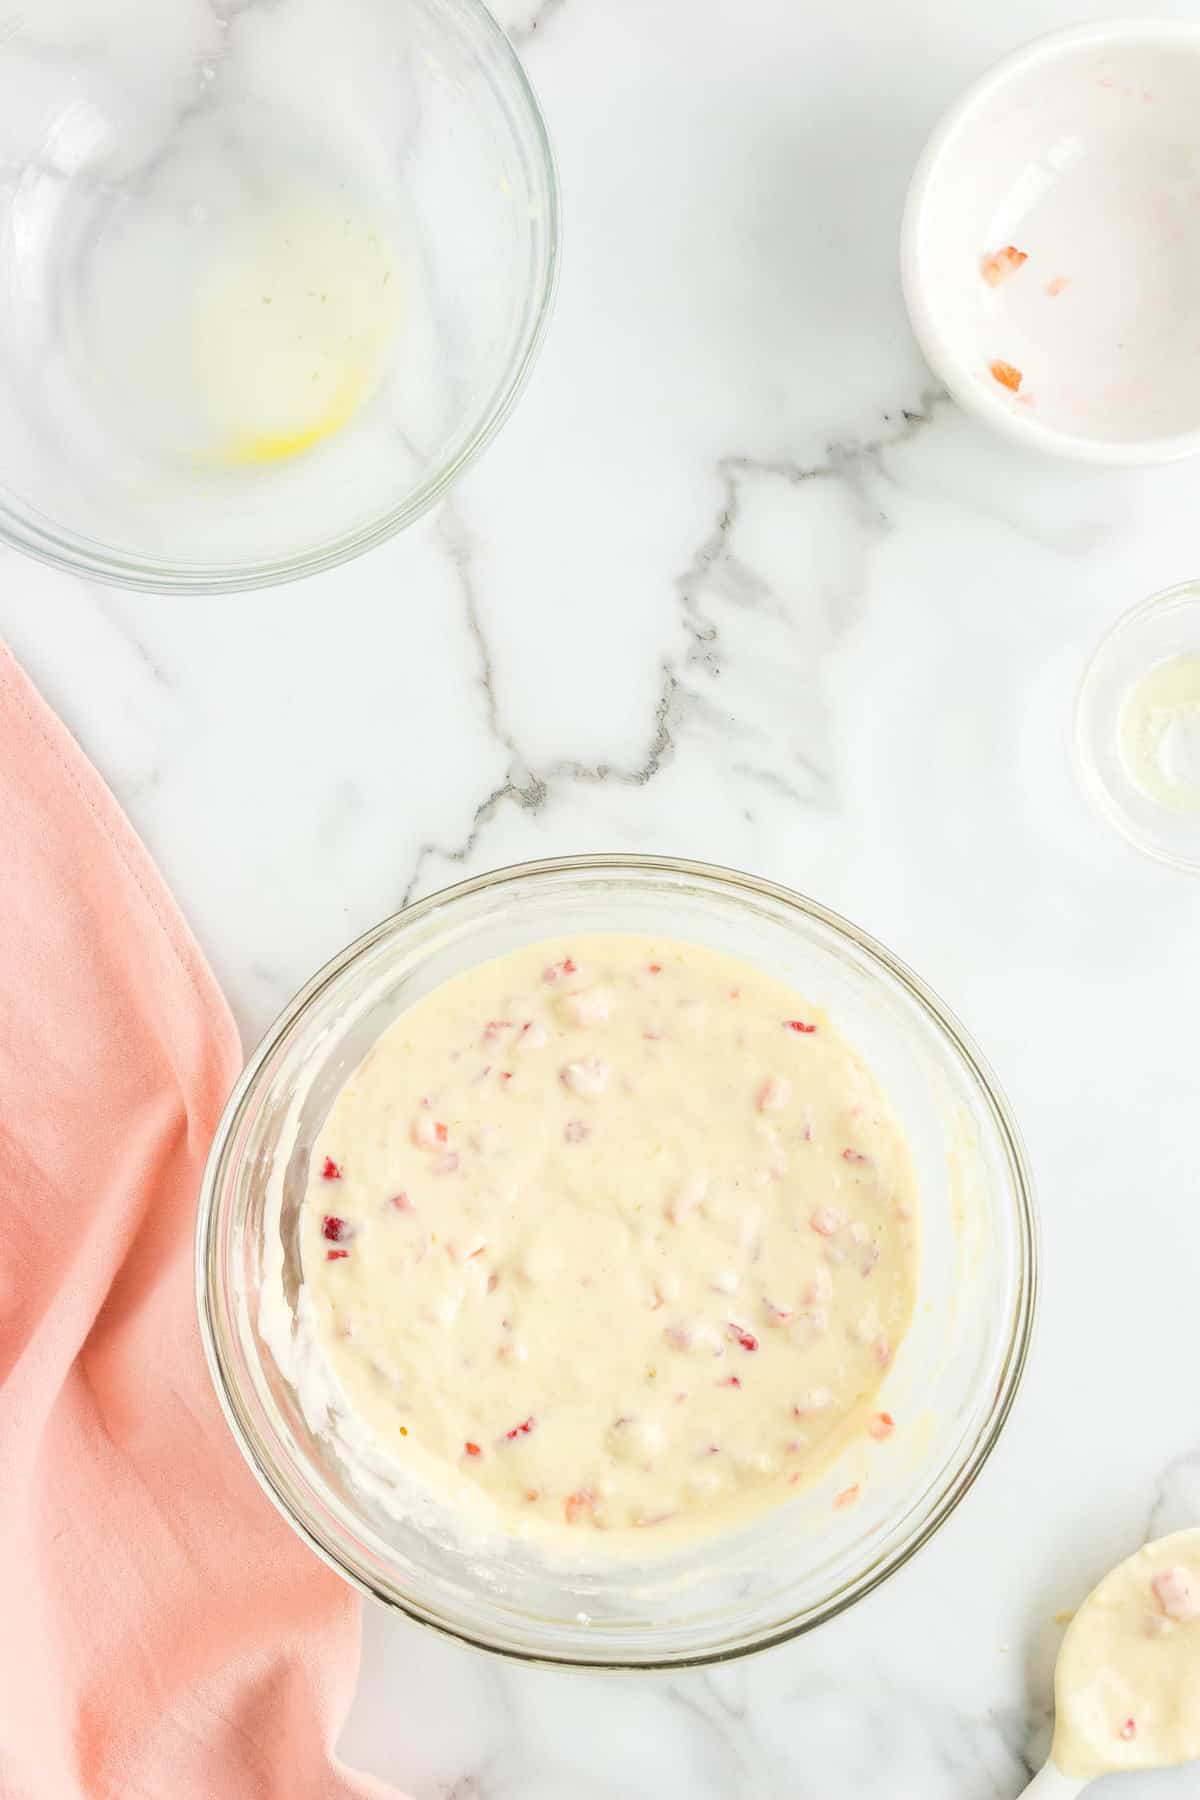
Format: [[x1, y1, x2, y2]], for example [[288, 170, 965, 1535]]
[[5, 0, 1200, 1793]]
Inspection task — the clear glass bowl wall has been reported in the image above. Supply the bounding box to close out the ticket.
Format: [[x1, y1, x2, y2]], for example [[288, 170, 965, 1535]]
[[198, 857, 1037, 1667], [0, 0, 558, 589]]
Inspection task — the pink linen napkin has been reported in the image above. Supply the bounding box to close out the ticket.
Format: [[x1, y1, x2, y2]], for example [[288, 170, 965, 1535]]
[[0, 646, 398, 1800]]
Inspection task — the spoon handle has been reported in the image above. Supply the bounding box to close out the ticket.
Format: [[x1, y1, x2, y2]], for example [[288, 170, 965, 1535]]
[[1022, 1762, 1088, 1797]]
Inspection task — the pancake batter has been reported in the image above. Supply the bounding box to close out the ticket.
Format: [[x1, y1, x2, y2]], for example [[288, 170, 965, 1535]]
[[1052, 1531, 1200, 1779], [302, 936, 919, 1544]]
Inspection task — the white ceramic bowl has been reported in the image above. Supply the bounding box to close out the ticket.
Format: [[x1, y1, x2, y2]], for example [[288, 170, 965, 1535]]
[[902, 20, 1200, 465]]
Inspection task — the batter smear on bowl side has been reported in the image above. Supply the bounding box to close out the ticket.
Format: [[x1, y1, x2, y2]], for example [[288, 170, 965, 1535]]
[[302, 936, 919, 1545]]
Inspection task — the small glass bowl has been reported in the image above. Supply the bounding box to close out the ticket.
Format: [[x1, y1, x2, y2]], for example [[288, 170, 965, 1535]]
[[1076, 581, 1200, 874], [0, 0, 558, 591], [197, 856, 1038, 1668]]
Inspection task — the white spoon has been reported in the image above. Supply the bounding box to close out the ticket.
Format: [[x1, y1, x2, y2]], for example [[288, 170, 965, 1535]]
[[1024, 1528, 1200, 1794]]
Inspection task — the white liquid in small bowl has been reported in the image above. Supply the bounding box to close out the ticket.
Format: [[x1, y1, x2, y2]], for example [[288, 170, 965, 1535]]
[[1119, 655, 1200, 816]]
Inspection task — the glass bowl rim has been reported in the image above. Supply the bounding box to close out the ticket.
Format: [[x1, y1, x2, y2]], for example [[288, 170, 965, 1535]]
[[196, 852, 1040, 1668], [0, 0, 561, 594], [1075, 577, 1200, 875]]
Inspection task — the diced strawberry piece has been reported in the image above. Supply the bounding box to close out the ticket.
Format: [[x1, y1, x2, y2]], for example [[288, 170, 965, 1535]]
[[321, 1157, 342, 1180], [505, 1416, 535, 1441], [1152, 1566, 1200, 1621], [756, 1075, 792, 1113], [990, 359, 1023, 392], [326, 1248, 350, 1262], [810, 1206, 843, 1237], [980, 245, 1027, 286], [727, 1321, 758, 1352], [868, 1412, 895, 1441], [464, 1441, 482, 1457], [784, 1019, 817, 1033], [322, 1215, 348, 1241], [560, 1058, 609, 1098]]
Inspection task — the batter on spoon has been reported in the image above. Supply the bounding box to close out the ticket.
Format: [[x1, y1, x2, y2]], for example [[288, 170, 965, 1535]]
[[303, 936, 919, 1546]]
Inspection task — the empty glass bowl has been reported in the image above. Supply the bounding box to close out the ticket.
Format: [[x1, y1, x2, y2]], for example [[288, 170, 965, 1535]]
[[197, 856, 1038, 1667], [0, 0, 558, 590]]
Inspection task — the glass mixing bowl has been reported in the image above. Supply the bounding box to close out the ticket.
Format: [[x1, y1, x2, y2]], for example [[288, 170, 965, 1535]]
[[0, 0, 558, 591], [197, 856, 1038, 1667]]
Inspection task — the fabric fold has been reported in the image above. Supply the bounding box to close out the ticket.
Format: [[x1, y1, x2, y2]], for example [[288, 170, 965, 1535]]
[[0, 646, 397, 1800]]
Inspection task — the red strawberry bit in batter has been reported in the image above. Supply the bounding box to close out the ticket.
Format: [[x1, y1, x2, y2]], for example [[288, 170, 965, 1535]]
[[1152, 1567, 1200, 1621], [648, 963, 663, 973], [810, 1206, 843, 1237], [542, 957, 579, 983], [321, 1157, 343, 1181], [666, 1174, 707, 1224], [756, 1075, 792, 1113], [389, 1192, 413, 1213], [727, 1321, 759, 1352], [326, 1248, 350, 1262], [981, 245, 1028, 286], [1120, 1718, 1137, 1741], [464, 1441, 482, 1457], [833, 1483, 860, 1510], [322, 1215, 349, 1242], [717, 1375, 742, 1388], [504, 1417, 535, 1441], [868, 1411, 895, 1441], [784, 1019, 817, 1033], [842, 1147, 869, 1165]]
